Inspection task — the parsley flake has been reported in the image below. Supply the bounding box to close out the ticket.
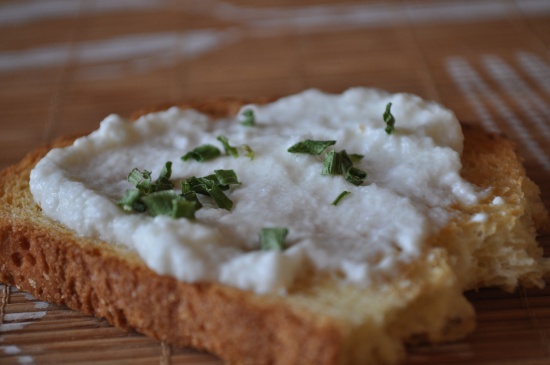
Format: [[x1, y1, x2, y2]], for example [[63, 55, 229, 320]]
[[128, 168, 152, 193], [141, 191, 198, 219], [259, 227, 289, 251], [181, 169, 241, 211], [242, 144, 255, 160], [322, 150, 352, 175], [214, 169, 241, 186], [288, 139, 336, 155], [154, 161, 174, 191], [383, 102, 396, 135], [119, 162, 200, 219], [241, 109, 255, 127], [331, 191, 351, 206], [182, 144, 221, 162], [217, 135, 239, 158], [118, 188, 146, 212], [345, 167, 367, 186]]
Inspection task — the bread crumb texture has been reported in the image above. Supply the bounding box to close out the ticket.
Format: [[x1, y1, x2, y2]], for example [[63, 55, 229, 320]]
[[1, 102, 548, 365]]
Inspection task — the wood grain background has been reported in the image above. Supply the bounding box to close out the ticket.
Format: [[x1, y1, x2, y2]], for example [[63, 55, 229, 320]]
[[1, 0, 550, 364]]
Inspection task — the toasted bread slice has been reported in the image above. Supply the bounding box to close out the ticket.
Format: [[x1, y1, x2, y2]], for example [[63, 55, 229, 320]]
[[0, 100, 548, 365]]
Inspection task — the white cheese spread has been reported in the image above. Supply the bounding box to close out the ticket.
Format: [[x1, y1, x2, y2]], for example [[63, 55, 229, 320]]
[[30, 88, 478, 294]]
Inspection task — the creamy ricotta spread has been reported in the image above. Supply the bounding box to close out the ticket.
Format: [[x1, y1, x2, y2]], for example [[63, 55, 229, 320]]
[[30, 88, 478, 294]]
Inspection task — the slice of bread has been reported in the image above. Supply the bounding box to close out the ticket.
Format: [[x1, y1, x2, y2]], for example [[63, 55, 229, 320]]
[[0, 100, 548, 365]]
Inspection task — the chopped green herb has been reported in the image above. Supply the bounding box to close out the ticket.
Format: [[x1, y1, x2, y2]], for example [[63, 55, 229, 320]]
[[182, 144, 221, 162], [181, 170, 240, 211], [259, 227, 289, 251], [217, 135, 239, 158], [345, 166, 367, 186], [320, 150, 367, 185], [383, 102, 396, 135], [127, 162, 174, 193], [183, 176, 210, 195], [141, 190, 178, 217], [205, 181, 234, 211], [242, 144, 255, 160], [141, 191, 199, 219], [171, 198, 199, 220], [118, 189, 146, 212], [181, 191, 203, 209], [181, 180, 203, 209], [119, 162, 232, 219], [321, 151, 340, 175], [241, 109, 255, 126], [322, 150, 352, 176], [128, 168, 152, 193], [154, 161, 174, 191], [331, 191, 351, 206], [349, 154, 364, 163], [288, 139, 336, 155], [203, 174, 230, 191], [214, 169, 241, 186]]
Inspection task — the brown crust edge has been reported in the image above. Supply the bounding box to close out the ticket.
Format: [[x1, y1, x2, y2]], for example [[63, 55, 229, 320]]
[[0, 224, 344, 365]]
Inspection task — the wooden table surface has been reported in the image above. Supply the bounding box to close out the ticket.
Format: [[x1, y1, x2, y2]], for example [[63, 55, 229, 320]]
[[1, 1, 550, 364]]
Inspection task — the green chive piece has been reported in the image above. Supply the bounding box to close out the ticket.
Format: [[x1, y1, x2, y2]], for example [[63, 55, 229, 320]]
[[345, 166, 367, 186], [242, 144, 255, 160], [207, 183, 234, 211], [349, 154, 364, 163], [183, 176, 210, 195], [141, 191, 178, 217], [241, 109, 255, 126], [331, 191, 351, 206], [181, 191, 203, 210], [383, 102, 396, 135], [259, 227, 289, 251], [128, 168, 152, 193], [206, 177, 230, 191], [322, 151, 339, 175], [172, 198, 198, 220], [181, 181, 203, 209], [182, 173, 236, 211], [288, 139, 336, 155], [339, 150, 353, 172], [118, 189, 146, 212], [153, 161, 174, 191], [322, 150, 352, 175], [182, 144, 221, 162], [214, 169, 241, 186], [217, 135, 239, 158]]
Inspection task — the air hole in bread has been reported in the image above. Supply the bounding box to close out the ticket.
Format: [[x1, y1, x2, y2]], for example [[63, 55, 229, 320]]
[[68, 277, 76, 291], [19, 237, 30, 251], [41, 252, 50, 274], [25, 253, 36, 267], [11, 252, 23, 267], [1, 272, 14, 285]]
